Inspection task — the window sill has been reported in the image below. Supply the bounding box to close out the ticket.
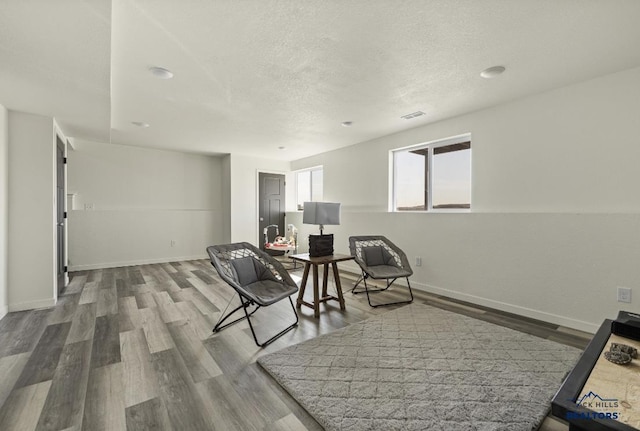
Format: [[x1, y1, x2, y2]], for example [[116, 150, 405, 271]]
[[391, 209, 471, 214]]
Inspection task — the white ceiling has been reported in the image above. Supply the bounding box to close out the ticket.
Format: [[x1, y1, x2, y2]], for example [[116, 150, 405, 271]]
[[2, 1, 640, 161]]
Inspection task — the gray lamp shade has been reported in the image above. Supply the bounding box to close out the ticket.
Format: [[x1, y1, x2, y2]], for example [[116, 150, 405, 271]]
[[302, 202, 341, 226]]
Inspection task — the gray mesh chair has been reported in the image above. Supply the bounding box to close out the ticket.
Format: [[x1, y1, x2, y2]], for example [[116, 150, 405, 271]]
[[348, 236, 414, 307], [207, 242, 298, 347]]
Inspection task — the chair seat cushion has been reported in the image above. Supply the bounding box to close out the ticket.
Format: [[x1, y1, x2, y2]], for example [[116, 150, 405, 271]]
[[231, 256, 278, 287], [243, 279, 298, 306], [363, 246, 394, 266], [365, 264, 412, 279]]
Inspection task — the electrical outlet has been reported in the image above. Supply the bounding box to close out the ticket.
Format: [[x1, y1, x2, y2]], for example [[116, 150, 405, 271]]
[[415, 256, 422, 267], [84, 203, 94, 210], [170, 240, 176, 247], [618, 287, 632, 303]]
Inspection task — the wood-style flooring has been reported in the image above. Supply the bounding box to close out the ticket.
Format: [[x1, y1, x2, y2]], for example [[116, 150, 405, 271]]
[[0, 259, 592, 431]]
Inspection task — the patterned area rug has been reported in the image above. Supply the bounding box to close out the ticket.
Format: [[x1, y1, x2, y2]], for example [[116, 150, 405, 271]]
[[258, 303, 581, 431]]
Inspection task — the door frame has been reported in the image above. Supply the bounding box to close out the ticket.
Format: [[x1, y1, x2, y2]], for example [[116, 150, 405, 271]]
[[54, 131, 68, 295], [256, 169, 288, 246]]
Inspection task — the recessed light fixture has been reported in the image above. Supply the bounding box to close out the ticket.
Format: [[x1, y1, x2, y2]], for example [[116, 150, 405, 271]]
[[148, 66, 174, 79], [341, 121, 353, 127], [401, 111, 425, 120], [131, 121, 150, 128], [480, 65, 506, 79], [278, 146, 286, 150]]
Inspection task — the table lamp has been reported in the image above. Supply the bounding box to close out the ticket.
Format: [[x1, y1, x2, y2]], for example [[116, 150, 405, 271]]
[[302, 202, 341, 257]]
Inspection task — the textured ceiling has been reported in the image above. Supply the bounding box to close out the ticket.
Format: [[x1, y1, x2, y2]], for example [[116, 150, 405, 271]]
[[0, 0, 111, 142], [2, 1, 640, 160]]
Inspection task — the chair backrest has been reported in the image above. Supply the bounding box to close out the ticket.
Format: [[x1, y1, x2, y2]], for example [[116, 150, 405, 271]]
[[348, 236, 412, 271], [207, 242, 296, 291]]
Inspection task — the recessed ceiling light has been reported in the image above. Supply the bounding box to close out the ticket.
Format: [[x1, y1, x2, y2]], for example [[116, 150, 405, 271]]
[[131, 121, 150, 128], [278, 146, 286, 150], [341, 121, 353, 127], [480, 65, 506, 79], [148, 66, 174, 79]]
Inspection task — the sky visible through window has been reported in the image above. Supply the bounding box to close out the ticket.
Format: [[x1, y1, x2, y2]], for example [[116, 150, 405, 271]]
[[296, 168, 323, 210], [297, 171, 311, 206], [432, 149, 471, 207], [395, 147, 470, 209], [395, 151, 425, 209]]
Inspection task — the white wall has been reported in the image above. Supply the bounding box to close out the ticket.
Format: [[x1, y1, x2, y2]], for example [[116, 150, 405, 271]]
[[67, 140, 228, 270], [229, 154, 290, 244], [290, 66, 640, 333], [8, 111, 57, 311], [0, 104, 8, 319]]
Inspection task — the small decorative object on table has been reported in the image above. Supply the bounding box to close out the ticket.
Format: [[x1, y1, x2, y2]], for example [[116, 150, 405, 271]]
[[610, 342, 638, 358], [604, 350, 632, 365], [603, 341, 637, 365]]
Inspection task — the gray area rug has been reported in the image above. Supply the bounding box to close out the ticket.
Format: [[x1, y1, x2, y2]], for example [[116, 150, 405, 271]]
[[258, 303, 581, 431]]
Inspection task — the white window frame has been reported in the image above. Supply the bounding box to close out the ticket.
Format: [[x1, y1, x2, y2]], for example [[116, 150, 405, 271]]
[[295, 166, 323, 211], [390, 133, 471, 213]]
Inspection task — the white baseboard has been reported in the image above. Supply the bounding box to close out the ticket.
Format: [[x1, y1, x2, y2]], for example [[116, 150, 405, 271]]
[[339, 270, 598, 332], [8, 297, 57, 313], [68, 255, 208, 272], [411, 281, 600, 334]]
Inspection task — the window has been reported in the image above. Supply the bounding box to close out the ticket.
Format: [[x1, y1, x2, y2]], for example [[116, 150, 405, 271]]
[[296, 166, 323, 210], [392, 135, 471, 211]]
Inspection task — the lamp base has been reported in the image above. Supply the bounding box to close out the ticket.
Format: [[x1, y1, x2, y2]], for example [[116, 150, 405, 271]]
[[308, 234, 333, 257]]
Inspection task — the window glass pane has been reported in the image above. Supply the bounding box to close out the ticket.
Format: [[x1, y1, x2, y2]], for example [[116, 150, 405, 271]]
[[311, 169, 323, 201], [394, 150, 426, 211], [392, 135, 471, 212], [432, 147, 471, 209], [296, 171, 311, 210]]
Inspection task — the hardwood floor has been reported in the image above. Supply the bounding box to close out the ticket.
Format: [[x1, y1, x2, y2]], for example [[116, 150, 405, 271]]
[[0, 259, 592, 430]]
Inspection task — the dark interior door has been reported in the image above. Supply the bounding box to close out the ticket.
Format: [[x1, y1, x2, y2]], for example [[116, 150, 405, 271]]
[[258, 172, 285, 253], [56, 137, 66, 294]]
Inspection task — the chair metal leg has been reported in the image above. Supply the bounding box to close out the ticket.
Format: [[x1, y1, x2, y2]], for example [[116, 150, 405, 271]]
[[351, 273, 365, 292], [352, 271, 392, 294], [212, 293, 298, 348], [244, 296, 299, 347], [213, 293, 260, 332], [363, 276, 414, 308]]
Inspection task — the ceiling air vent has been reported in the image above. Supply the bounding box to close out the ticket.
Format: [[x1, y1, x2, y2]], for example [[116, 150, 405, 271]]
[[400, 111, 426, 120]]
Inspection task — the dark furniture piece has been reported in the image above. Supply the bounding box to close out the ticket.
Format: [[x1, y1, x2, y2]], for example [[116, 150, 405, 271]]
[[207, 242, 298, 347], [290, 253, 354, 318], [348, 235, 414, 307], [551, 319, 638, 431]]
